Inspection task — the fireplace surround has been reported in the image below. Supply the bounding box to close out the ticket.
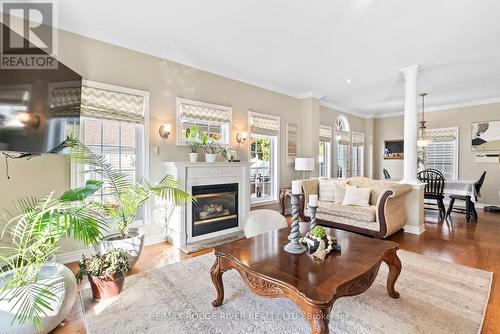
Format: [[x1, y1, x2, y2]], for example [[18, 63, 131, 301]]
[[164, 162, 252, 247]]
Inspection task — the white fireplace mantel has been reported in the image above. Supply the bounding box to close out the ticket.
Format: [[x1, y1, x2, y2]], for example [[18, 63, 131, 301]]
[[164, 161, 252, 247]]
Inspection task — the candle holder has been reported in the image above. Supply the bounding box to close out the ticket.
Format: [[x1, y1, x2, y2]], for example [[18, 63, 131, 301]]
[[284, 194, 307, 254], [308, 203, 318, 231]]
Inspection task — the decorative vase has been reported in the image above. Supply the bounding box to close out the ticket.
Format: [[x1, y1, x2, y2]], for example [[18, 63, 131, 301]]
[[189, 152, 198, 163], [88, 272, 125, 301], [96, 227, 145, 269], [0, 263, 77, 334], [205, 153, 217, 162]]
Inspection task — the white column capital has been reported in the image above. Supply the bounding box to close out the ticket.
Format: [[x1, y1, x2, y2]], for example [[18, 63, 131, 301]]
[[400, 64, 420, 77]]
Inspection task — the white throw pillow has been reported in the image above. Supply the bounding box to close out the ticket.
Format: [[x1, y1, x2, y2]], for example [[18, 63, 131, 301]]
[[318, 178, 336, 202], [334, 182, 354, 204], [342, 187, 371, 207]]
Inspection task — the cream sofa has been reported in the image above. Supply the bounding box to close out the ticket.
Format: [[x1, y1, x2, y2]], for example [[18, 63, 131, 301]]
[[299, 177, 412, 238]]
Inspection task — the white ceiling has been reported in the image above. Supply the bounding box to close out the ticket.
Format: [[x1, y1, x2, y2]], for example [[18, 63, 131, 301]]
[[57, 0, 500, 117]]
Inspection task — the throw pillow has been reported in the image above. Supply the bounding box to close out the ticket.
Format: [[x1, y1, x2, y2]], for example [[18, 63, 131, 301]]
[[318, 178, 336, 202], [334, 182, 354, 204], [342, 187, 371, 207]]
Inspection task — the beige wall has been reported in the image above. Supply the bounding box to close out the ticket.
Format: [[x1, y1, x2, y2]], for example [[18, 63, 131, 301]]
[[373, 102, 500, 205], [0, 28, 365, 252]]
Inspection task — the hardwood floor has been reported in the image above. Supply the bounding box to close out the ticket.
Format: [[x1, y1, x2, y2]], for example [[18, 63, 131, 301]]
[[52, 210, 499, 334]]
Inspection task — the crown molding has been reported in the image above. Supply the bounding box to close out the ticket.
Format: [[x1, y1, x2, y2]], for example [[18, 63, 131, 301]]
[[299, 91, 325, 99], [320, 100, 374, 119]]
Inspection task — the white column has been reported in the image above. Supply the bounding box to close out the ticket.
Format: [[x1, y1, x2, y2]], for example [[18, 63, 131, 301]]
[[400, 65, 419, 184]]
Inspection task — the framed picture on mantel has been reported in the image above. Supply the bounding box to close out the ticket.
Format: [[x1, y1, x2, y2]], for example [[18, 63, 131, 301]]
[[286, 123, 298, 166]]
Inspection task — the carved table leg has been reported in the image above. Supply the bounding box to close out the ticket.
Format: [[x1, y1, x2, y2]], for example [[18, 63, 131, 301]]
[[211, 256, 225, 307], [383, 249, 402, 299], [302, 303, 332, 334]]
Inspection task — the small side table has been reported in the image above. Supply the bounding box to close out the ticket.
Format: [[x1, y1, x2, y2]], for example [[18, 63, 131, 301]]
[[279, 188, 304, 216]]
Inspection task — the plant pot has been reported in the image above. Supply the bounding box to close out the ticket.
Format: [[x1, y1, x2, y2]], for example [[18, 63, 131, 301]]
[[205, 153, 217, 162], [299, 221, 311, 236], [189, 152, 198, 163], [88, 272, 125, 301], [0, 263, 77, 334], [96, 227, 145, 269]]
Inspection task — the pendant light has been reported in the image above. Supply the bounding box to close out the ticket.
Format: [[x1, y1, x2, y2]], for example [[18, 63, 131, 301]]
[[417, 93, 433, 147]]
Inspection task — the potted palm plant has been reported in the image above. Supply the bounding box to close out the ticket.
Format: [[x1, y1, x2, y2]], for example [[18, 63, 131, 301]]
[[65, 137, 192, 268], [0, 180, 107, 334], [184, 126, 202, 162], [76, 248, 129, 301], [201, 133, 222, 162]]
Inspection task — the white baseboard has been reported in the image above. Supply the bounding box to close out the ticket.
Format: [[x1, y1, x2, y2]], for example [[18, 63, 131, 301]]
[[56, 234, 168, 264], [404, 224, 425, 235]]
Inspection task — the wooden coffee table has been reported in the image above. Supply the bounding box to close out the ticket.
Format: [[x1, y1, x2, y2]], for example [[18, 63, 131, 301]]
[[211, 227, 401, 334]]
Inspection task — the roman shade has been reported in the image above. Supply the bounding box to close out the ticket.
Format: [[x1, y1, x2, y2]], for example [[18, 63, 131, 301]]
[[81, 86, 145, 123], [319, 125, 332, 142], [352, 132, 365, 147], [179, 99, 231, 124], [336, 131, 350, 145], [249, 113, 280, 136], [426, 127, 458, 142], [49, 87, 81, 117]]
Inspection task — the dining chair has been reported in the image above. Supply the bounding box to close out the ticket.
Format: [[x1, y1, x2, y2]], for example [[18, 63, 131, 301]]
[[383, 168, 391, 180], [417, 168, 446, 220], [446, 171, 486, 222], [243, 209, 287, 238]]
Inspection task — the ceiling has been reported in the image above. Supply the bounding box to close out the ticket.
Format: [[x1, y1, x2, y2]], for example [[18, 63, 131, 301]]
[[57, 0, 500, 117]]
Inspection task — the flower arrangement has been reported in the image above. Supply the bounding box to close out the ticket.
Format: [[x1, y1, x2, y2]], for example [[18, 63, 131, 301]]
[[76, 248, 130, 282]]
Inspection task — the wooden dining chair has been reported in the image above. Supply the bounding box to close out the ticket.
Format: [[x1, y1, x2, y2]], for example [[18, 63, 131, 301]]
[[383, 168, 391, 180], [417, 168, 446, 220], [446, 171, 486, 222]]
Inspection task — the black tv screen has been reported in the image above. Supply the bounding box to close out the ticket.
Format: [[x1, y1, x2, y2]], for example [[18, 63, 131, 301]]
[[0, 23, 82, 154]]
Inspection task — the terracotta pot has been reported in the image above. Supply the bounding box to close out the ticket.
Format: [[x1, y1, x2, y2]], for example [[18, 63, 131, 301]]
[[88, 272, 125, 301]]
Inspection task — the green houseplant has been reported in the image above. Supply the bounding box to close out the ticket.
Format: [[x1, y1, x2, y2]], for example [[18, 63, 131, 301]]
[[184, 126, 202, 162], [76, 248, 129, 300], [200, 133, 222, 162], [64, 137, 192, 268], [0, 180, 107, 333]]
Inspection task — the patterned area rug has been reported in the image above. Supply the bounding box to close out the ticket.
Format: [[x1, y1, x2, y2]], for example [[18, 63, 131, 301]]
[[81, 250, 492, 334]]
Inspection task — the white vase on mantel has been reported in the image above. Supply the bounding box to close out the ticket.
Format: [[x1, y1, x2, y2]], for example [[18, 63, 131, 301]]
[[205, 153, 217, 162], [189, 152, 198, 163]]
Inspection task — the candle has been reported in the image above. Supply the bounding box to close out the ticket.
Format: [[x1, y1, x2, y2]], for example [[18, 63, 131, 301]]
[[309, 194, 318, 207], [291, 180, 302, 195]]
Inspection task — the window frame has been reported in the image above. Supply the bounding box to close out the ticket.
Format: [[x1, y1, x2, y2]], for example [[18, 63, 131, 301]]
[[72, 80, 150, 223], [248, 111, 280, 206], [351, 131, 365, 177], [424, 126, 459, 180], [176, 97, 232, 147]]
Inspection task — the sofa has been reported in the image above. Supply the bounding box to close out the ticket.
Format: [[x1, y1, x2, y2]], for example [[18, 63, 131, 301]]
[[299, 177, 412, 238]]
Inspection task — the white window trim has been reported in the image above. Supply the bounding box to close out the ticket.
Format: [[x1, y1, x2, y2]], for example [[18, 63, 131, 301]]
[[351, 131, 365, 177], [248, 111, 280, 206], [72, 80, 150, 223], [425, 126, 459, 180], [175, 97, 232, 146], [319, 125, 333, 178]]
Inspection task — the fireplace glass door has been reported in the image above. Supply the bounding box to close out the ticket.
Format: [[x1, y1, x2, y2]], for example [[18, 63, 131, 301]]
[[191, 183, 238, 237]]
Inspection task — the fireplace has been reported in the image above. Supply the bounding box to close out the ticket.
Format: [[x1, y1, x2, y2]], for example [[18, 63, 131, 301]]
[[191, 183, 239, 237]]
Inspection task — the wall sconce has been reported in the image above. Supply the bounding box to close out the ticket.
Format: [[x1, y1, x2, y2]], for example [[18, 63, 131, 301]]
[[159, 123, 172, 140], [236, 131, 248, 144], [17, 112, 41, 129]]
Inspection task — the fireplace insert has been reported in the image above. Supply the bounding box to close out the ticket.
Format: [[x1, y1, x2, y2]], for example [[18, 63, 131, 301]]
[[191, 183, 238, 237]]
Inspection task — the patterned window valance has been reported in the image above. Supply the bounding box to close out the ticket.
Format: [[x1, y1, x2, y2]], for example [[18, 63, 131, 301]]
[[319, 125, 332, 142], [249, 112, 280, 136], [352, 132, 365, 147], [49, 86, 81, 118], [0, 86, 29, 106], [81, 86, 145, 123], [426, 127, 458, 142], [178, 98, 231, 124]]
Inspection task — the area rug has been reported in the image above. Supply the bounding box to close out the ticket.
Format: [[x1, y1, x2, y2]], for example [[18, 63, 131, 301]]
[[178, 231, 245, 254], [81, 250, 492, 334]]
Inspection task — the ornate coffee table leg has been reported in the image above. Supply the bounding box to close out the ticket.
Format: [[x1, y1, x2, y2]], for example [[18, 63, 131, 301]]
[[211, 256, 225, 307], [383, 248, 402, 298], [302, 304, 332, 334]]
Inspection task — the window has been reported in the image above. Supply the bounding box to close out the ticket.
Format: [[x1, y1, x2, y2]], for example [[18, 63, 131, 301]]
[[351, 132, 364, 177], [176, 98, 231, 146], [249, 112, 280, 204], [335, 115, 350, 178], [424, 127, 459, 180], [77, 81, 148, 219], [319, 125, 332, 178]]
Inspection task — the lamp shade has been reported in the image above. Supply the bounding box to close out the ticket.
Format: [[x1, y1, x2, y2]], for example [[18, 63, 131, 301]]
[[295, 158, 314, 171]]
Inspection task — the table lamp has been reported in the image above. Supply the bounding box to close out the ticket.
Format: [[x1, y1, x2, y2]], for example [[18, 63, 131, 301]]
[[295, 157, 314, 179]]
